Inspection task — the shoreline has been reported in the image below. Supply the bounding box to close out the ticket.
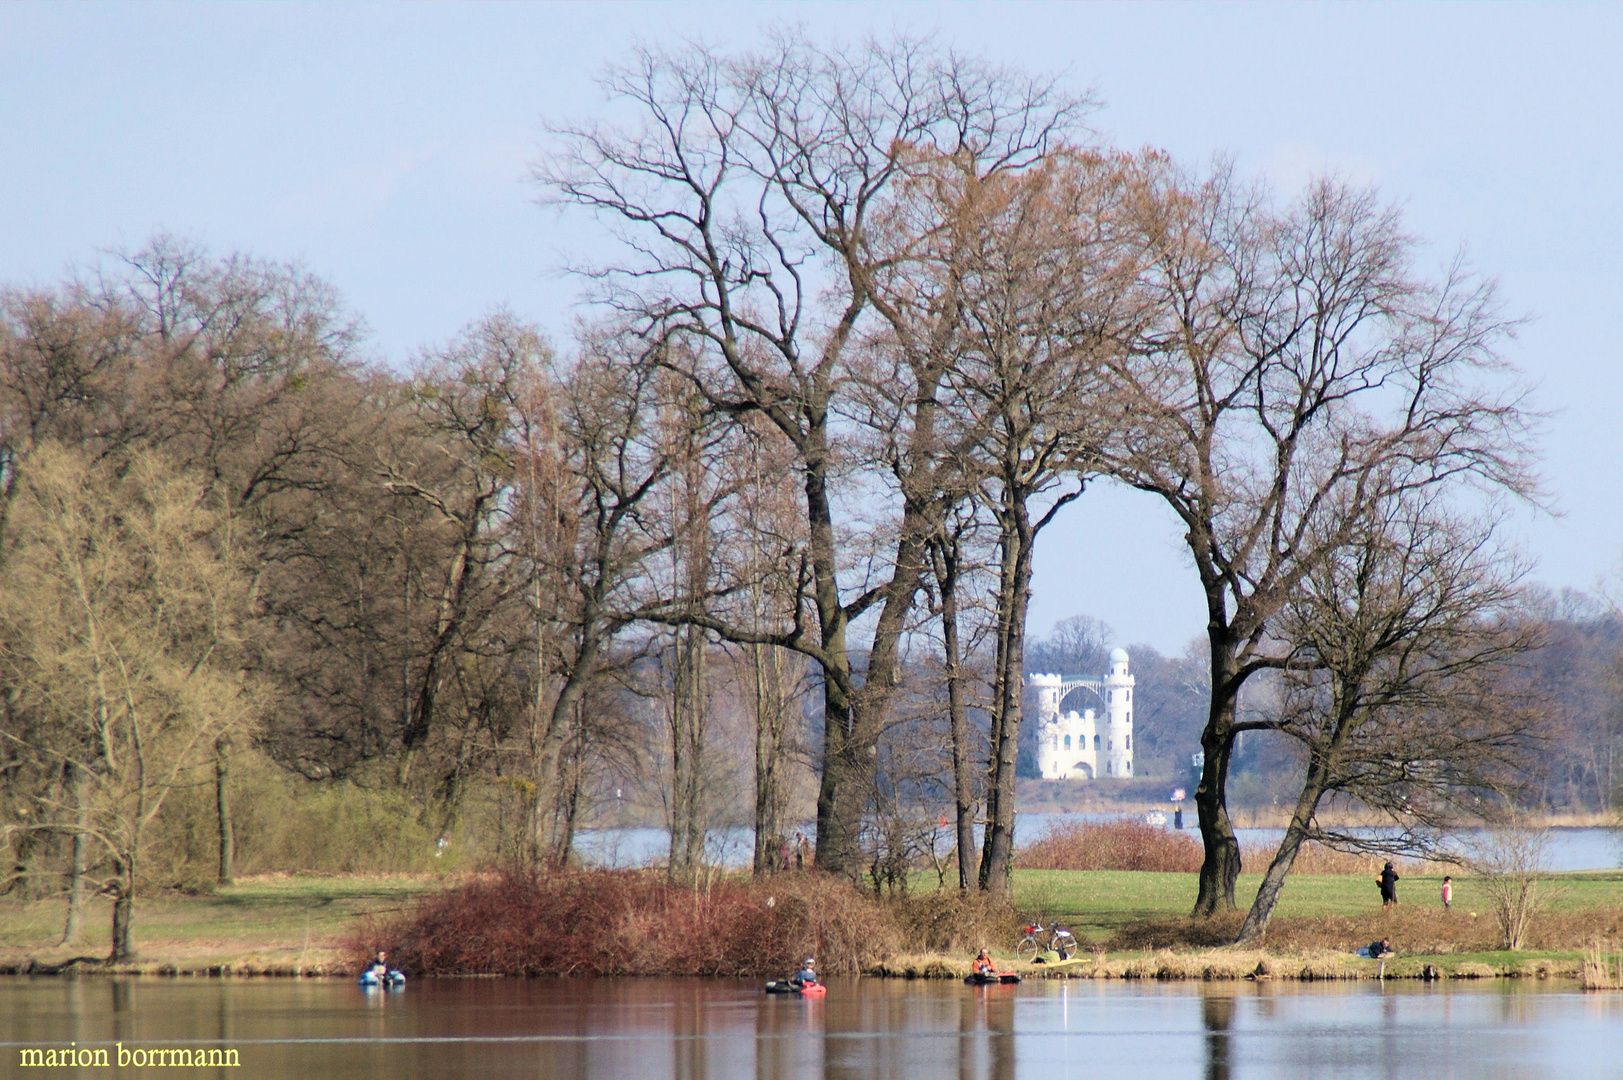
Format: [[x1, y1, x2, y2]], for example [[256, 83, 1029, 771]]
[[3, 941, 1584, 980]]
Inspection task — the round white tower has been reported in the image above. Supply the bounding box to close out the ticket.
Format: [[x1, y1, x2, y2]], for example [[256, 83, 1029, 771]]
[[1103, 648, 1134, 777], [1027, 674, 1066, 779]]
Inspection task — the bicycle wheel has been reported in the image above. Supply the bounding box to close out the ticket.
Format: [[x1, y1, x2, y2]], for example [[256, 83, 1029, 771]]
[[1053, 932, 1077, 956], [1017, 936, 1039, 960]]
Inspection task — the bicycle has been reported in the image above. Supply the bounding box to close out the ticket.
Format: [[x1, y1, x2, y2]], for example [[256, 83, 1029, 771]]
[[1016, 921, 1077, 960]]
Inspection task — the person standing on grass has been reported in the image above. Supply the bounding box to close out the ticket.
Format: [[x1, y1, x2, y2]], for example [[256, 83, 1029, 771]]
[[1441, 876, 1453, 912], [1378, 862, 1400, 907]]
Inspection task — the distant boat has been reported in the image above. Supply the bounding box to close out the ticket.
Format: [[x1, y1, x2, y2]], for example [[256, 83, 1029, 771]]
[[1145, 810, 1167, 827]]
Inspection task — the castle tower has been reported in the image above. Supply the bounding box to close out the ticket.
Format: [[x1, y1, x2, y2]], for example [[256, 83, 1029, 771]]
[[1028, 672, 1103, 780], [1029, 673, 1064, 726], [1103, 648, 1134, 777]]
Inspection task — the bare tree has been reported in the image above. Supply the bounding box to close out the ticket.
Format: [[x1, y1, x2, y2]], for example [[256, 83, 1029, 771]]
[[926, 505, 990, 890], [541, 34, 1087, 876], [1469, 819, 1553, 951], [1105, 167, 1538, 914], [516, 331, 731, 865], [1235, 492, 1537, 943], [890, 150, 1149, 893], [0, 446, 257, 961]]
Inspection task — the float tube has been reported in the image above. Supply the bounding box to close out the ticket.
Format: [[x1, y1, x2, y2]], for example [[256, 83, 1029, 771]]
[[359, 969, 407, 988], [963, 972, 1021, 985], [764, 980, 826, 998]]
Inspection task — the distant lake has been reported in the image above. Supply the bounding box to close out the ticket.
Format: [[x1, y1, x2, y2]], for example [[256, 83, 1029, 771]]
[[5, 975, 1622, 1079], [573, 817, 1622, 873]]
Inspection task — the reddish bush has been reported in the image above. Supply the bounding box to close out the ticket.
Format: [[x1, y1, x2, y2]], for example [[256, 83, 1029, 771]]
[[1016, 818, 1203, 872], [352, 869, 901, 977]]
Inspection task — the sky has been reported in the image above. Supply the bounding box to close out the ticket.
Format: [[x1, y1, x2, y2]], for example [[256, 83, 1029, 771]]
[[2, 4, 1619, 656]]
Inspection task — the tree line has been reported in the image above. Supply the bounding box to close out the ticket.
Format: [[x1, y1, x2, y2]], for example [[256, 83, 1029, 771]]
[[0, 32, 1560, 958]]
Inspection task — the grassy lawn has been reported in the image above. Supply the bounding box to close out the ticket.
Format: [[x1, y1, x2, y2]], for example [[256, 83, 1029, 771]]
[[0, 874, 444, 973], [1005, 869, 1623, 937]]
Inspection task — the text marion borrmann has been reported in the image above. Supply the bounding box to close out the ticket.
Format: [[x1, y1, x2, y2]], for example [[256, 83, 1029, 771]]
[[19, 1042, 241, 1067]]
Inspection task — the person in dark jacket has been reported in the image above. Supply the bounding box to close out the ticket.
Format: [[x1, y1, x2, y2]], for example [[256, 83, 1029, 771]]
[[1366, 938, 1395, 959], [1378, 862, 1400, 906]]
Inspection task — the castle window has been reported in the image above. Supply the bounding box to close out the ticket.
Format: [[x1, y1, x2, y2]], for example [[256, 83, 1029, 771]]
[[1064, 734, 1071, 750], [1126, 734, 1132, 750], [1107, 739, 1112, 751], [1127, 712, 1132, 725], [1126, 689, 1131, 701], [1093, 734, 1100, 750]]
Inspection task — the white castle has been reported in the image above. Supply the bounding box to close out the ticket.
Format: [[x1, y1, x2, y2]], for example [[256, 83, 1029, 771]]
[[1029, 648, 1135, 780]]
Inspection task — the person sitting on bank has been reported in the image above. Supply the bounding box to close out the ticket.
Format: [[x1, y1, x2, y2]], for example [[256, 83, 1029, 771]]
[[1377, 862, 1400, 907], [790, 957, 818, 988], [1366, 938, 1395, 959], [973, 949, 994, 975]]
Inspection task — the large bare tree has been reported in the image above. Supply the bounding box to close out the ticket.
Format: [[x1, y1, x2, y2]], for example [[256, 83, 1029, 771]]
[[1234, 490, 1537, 943], [541, 35, 1085, 875], [888, 149, 1150, 892], [1106, 167, 1538, 914]]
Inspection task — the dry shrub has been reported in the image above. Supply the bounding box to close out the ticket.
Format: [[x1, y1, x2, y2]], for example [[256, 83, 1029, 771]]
[[864, 954, 970, 979], [1114, 913, 1246, 950], [892, 889, 1016, 954], [1017, 818, 1202, 872], [1235, 841, 1431, 876], [355, 869, 900, 977]]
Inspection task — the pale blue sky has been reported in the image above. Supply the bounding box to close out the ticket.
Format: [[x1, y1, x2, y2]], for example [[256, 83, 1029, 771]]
[[3, 4, 1618, 654]]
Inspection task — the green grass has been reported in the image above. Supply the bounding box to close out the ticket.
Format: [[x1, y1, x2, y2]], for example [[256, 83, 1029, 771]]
[[1001, 869, 1623, 936]]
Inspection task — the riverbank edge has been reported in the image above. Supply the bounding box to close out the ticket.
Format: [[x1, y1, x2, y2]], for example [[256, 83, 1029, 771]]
[[0, 948, 1588, 983]]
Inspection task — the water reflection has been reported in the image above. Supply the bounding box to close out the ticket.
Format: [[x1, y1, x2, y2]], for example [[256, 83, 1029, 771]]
[[3, 976, 1622, 1079], [1201, 992, 1235, 1080]]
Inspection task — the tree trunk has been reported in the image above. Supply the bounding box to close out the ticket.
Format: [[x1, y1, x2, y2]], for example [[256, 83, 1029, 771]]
[[532, 627, 603, 865], [813, 721, 865, 877], [1235, 770, 1327, 943], [668, 624, 707, 882], [214, 740, 235, 886], [108, 857, 135, 963], [1192, 642, 1242, 915], [936, 540, 979, 891], [60, 763, 88, 946], [979, 502, 1035, 896], [751, 643, 789, 876]]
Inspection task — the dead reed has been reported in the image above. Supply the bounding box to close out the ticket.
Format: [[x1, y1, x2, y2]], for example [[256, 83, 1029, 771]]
[[1017, 818, 1203, 872], [1581, 939, 1623, 990]]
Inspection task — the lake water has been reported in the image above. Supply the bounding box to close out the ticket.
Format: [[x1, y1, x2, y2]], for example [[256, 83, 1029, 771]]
[[4, 976, 1623, 1079], [574, 819, 1623, 873]]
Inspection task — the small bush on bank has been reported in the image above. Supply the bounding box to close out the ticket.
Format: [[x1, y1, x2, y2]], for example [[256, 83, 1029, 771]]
[[355, 869, 903, 977], [891, 889, 1016, 954], [1017, 819, 1202, 872]]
